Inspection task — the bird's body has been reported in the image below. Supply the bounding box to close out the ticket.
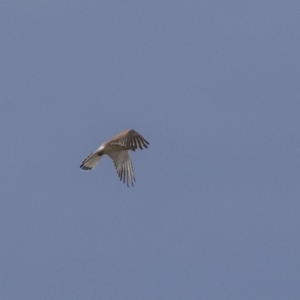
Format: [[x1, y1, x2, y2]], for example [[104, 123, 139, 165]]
[[80, 129, 149, 186]]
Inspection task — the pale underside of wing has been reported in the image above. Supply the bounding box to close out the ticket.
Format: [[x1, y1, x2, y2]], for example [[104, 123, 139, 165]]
[[107, 150, 136, 187]]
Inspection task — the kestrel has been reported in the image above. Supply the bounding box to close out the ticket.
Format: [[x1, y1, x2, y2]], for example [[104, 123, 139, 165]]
[[80, 129, 149, 187]]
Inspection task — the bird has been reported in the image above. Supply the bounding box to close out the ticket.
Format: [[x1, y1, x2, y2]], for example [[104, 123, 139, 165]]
[[80, 129, 149, 187]]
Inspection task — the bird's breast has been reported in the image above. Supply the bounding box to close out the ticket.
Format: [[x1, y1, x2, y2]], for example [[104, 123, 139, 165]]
[[103, 143, 128, 154]]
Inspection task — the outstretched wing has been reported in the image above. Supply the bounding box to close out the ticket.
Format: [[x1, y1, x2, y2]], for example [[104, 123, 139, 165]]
[[107, 150, 136, 187], [108, 129, 149, 151]]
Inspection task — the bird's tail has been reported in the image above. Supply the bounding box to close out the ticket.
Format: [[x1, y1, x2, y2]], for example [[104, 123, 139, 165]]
[[80, 152, 102, 171]]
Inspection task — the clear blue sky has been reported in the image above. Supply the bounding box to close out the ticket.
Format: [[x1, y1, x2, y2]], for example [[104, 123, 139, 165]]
[[1, 1, 299, 299]]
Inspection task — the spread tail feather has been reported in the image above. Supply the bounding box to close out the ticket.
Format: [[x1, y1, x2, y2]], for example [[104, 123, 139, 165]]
[[80, 152, 102, 171]]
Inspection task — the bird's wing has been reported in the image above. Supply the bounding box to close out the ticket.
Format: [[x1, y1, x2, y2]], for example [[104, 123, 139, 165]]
[[108, 129, 149, 151], [80, 152, 102, 171], [107, 150, 136, 187]]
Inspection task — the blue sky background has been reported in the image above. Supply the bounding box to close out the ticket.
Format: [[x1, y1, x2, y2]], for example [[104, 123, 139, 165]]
[[1, 1, 300, 299]]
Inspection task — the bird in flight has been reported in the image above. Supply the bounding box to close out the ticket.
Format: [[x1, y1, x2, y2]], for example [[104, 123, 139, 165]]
[[80, 129, 149, 187]]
